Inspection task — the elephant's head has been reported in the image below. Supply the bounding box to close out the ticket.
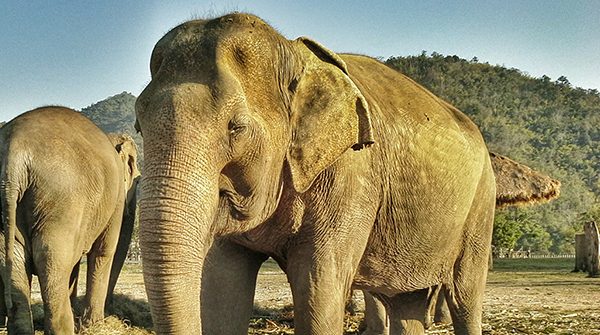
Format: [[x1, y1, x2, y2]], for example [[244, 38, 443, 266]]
[[108, 133, 141, 207], [135, 13, 373, 333]]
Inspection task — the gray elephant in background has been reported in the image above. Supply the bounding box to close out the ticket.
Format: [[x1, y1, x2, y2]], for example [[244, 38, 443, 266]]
[[0, 107, 139, 334], [65, 133, 140, 308], [136, 13, 496, 335]]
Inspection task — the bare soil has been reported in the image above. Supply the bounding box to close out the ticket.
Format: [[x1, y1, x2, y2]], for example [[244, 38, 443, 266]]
[[252, 259, 600, 334], [1, 258, 598, 334]]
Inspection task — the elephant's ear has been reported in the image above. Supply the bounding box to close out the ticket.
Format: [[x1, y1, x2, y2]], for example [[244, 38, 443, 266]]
[[287, 37, 374, 193], [109, 134, 141, 189]]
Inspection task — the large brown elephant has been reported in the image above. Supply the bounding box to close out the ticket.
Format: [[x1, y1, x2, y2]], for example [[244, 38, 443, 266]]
[[136, 13, 496, 334], [0, 107, 139, 334]]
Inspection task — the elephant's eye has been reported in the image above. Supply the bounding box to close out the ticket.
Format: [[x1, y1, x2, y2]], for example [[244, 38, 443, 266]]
[[228, 114, 251, 140], [229, 124, 247, 136]]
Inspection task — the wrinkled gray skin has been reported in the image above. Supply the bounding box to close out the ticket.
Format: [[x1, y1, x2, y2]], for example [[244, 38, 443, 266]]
[[0, 107, 139, 334], [136, 13, 495, 335]]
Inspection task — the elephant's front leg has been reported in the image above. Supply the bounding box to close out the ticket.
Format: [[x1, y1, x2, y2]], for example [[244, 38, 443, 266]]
[[288, 243, 367, 334], [385, 289, 431, 335], [201, 239, 268, 334], [287, 250, 348, 333], [286, 211, 374, 334]]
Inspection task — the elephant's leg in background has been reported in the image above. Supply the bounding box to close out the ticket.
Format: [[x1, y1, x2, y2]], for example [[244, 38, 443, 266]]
[[0, 279, 5, 327], [384, 289, 430, 335], [201, 239, 268, 334], [432, 288, 452, 325], [106, 207, 136, 307], [362, 290, 389, 335], [69, 259, 81, 307], [423, 285, 442, 329], [83, 210, 123, 325]]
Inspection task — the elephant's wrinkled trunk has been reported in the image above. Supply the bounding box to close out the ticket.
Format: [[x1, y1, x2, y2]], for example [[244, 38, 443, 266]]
[[140, 154, 219, 334]]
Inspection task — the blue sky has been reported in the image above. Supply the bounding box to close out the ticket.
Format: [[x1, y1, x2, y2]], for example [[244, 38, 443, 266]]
[[1, 1, 599, 121]]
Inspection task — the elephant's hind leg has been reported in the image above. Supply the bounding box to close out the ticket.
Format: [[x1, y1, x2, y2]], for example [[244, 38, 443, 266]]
[[3, 240, 34, 334], [446, 173, 494, 335], [34, 239, 77, 335], [83, 209, 124, 326]]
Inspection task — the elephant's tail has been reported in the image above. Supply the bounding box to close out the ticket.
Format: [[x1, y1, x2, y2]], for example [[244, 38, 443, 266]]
[[0, 151, 24, 313]]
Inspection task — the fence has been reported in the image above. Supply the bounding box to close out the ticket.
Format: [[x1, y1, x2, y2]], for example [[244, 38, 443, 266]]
[[492, 247, 574, 259], [528, 253, 575, 259]]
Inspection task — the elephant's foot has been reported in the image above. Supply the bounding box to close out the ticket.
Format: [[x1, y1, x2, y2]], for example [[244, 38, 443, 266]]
[[82, 307, 105, 327], [7, 314, 35, 335]]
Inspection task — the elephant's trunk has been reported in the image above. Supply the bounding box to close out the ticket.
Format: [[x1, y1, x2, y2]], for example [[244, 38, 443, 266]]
[[140, 147, 219, 334]]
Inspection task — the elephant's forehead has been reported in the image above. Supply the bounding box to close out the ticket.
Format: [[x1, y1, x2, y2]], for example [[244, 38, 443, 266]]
[[169, 14, 271, 44]]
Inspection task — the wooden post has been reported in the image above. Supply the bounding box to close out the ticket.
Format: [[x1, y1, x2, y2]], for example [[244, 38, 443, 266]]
[[574, 233, 587, 272], [584, 221, 600, 277]]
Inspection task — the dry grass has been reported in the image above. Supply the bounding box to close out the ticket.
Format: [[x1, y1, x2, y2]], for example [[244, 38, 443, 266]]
[[1, 259, 598, 334], [490, 152, 561, 208]]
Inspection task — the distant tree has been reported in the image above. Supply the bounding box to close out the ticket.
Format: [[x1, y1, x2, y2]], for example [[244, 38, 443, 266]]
[[493, 212, 522, 250], [555, 75, 571, 87]]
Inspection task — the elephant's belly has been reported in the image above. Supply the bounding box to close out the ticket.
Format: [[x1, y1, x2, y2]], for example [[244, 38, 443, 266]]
[[352, 213, 467, 295]]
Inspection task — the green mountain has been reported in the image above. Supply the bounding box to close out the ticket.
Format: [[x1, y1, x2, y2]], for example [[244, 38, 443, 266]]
[[386, 52, 600, 253], [81, 91, 138, 137], [80, 91, 142, 161]]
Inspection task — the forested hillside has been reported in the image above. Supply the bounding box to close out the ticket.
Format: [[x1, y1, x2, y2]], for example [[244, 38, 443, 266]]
[[80, 91, 142, 161], [386, 52, 600, 253]]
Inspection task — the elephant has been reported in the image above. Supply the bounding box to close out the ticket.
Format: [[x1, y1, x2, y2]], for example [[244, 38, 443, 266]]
[[135, 13, 496, 335], [0, 107, 140, 334], [65, 133, 140, 308]]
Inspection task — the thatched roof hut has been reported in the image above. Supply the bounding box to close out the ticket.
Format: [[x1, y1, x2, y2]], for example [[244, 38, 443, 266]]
[[491, 152, 561, 208]]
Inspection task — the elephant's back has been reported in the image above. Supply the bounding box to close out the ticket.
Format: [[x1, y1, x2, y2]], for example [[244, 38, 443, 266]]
[[341, 54, 484, 144], [4, 106, 121, 212]]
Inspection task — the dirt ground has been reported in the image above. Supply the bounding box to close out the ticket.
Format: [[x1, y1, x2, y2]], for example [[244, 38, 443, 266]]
[[251, 259, 600, 334], [1, 258, 599, 334]]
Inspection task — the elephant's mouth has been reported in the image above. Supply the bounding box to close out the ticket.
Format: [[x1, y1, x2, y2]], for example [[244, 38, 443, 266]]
[[218, 174, 255, 221], [217, 173, 284, 229]]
